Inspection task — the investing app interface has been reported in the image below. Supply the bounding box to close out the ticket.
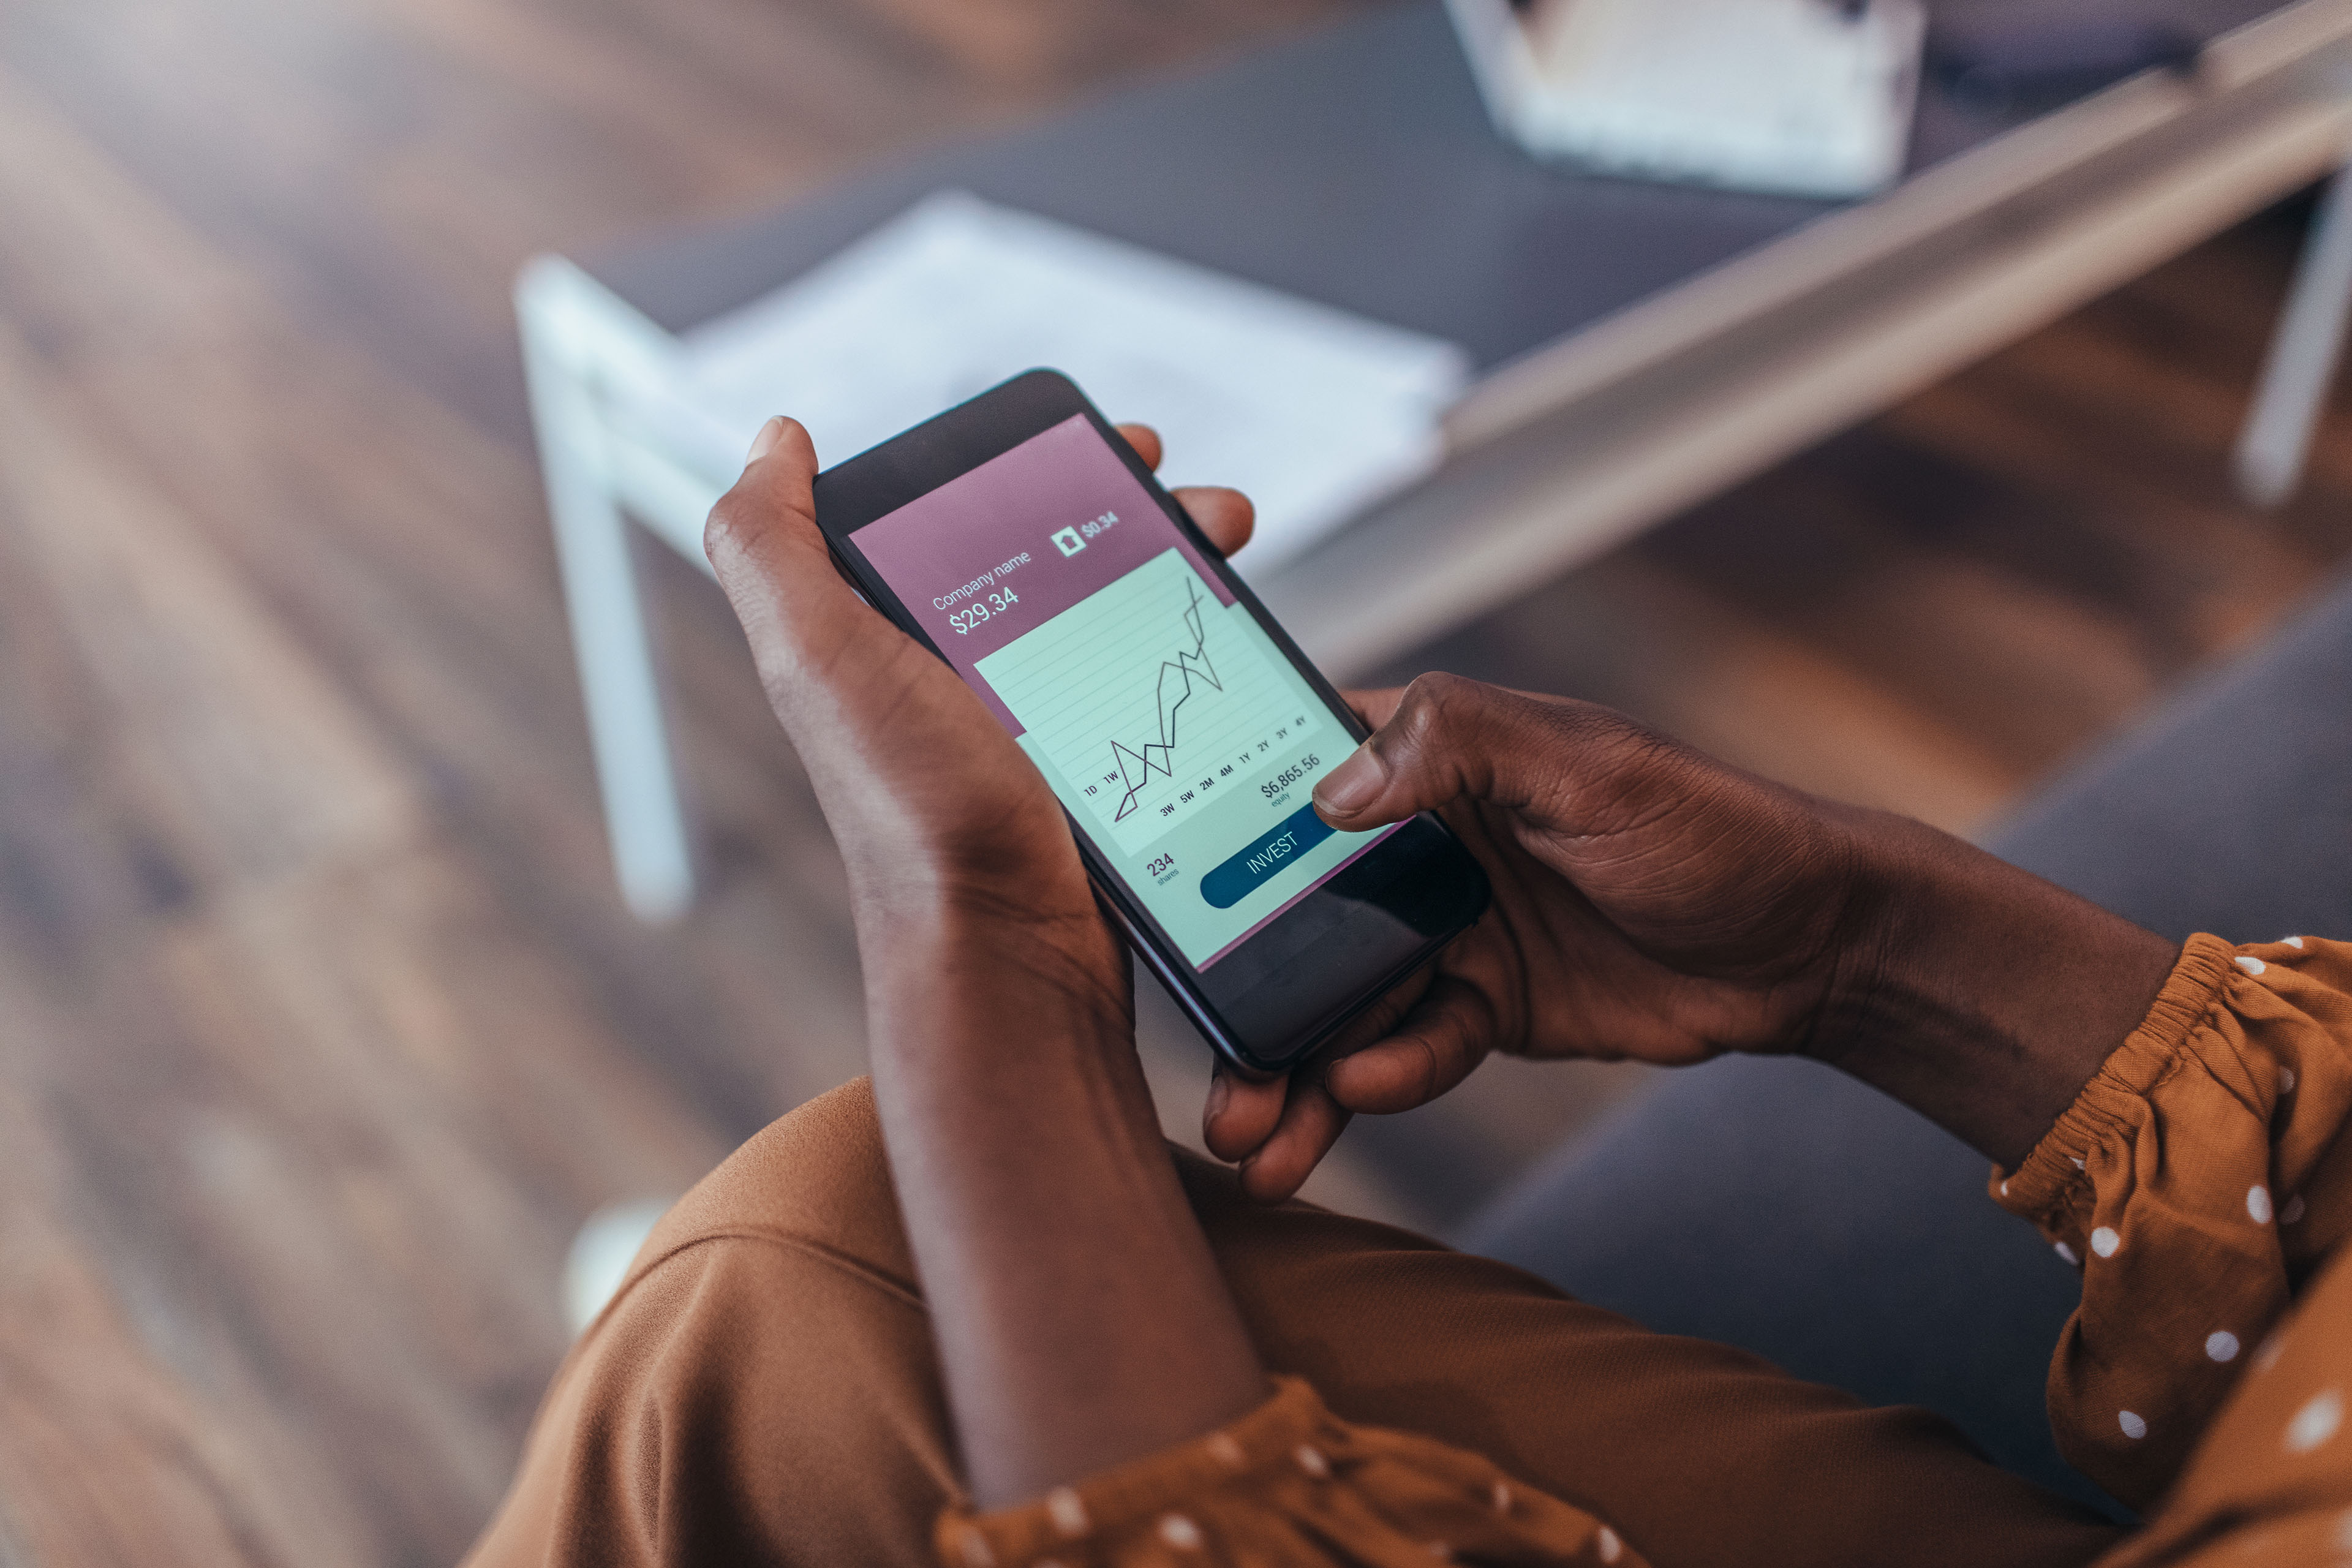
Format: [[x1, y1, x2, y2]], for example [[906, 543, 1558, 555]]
[[850, 415, 1397, 967]]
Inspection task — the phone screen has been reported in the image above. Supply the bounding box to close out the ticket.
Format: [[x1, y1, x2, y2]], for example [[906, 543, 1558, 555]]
[[847, 413, 1401, 968]]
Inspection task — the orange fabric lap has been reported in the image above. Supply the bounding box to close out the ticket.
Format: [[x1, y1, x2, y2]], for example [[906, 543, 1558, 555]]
[[466, 1078, 2114, 1568]]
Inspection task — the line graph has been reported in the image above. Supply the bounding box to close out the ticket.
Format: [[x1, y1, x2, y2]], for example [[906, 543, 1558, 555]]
[[976, 549, 1317, 852], [1106, 577, 1217, 822]]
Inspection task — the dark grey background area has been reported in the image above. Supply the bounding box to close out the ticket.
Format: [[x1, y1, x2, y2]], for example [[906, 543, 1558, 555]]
[[590, 0, 2285, 371]]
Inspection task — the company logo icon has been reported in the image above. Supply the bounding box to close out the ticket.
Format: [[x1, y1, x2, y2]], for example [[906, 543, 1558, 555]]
[[1050, 526, 1087, 557]]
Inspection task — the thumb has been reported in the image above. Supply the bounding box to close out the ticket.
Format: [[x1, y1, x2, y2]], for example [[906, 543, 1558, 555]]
[[703, 417, 876, 695], [1309, 673, 1674, 835], [705, 415, 825, 583]]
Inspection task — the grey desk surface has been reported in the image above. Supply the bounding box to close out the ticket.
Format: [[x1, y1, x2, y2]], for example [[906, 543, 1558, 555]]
[[588, 0, 2290, 374]]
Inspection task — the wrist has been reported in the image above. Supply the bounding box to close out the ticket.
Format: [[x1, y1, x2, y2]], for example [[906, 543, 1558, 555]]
[[853, 883, 1130, 1056], [1808, 813, 2179, 1167], [850, 882, 1266, 1509], [847, 840, 1106, 957]]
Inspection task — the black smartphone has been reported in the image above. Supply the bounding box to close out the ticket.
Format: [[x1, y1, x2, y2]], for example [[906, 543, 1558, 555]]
[[810, 370, 1490, 1076]]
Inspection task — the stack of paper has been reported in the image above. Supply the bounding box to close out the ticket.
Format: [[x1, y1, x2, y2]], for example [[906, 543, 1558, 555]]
[[623, 192, 1470, 573]]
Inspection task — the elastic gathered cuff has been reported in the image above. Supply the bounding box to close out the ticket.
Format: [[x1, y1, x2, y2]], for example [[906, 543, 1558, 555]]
[[1972, 932, 2352, 1509], [1996, 933, 2241, 1232]]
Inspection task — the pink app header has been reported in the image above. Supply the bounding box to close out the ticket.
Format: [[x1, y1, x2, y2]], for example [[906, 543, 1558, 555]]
[[848, 415, 1236, 733]]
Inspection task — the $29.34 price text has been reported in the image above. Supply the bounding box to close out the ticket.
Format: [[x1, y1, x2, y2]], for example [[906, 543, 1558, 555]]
[[946, 589, 1018, 635]]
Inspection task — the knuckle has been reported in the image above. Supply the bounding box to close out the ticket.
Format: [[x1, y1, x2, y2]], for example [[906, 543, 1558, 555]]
[[752, 654, 802, 714], [1400, 669, 1474, 709], [1548, 697, 1670, 761], [1359, 673, 1498, 802], [701, 489, 761, 568], [1388, 670, 1477, 749]]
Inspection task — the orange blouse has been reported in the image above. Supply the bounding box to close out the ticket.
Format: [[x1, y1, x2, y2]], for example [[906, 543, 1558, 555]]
[[935, 1376, 1644, 1567], [941, 934, 2352, 1568]]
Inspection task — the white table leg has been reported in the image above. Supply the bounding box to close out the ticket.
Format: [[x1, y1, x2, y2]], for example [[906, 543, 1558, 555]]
[[518, 267, 696, 922], [2236, 157, 2352, 508]]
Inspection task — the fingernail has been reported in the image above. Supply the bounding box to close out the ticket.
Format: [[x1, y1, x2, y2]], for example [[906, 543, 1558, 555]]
[[745, 417, 785, 466], [1313, 743, 1386, 816], [1205, 1071, 1230, 1124], [1320, 1054, 1349, 1095]]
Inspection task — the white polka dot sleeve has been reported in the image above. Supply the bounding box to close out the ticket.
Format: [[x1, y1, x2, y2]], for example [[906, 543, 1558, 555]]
[[1991, 933, 2352, 1514], [2088, 1244, 2352, 1567], [932, 1377, 1646, 1568]]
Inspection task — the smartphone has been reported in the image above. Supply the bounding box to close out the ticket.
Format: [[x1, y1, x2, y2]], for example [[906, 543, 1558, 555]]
[[810, 371, 1490, 1076]]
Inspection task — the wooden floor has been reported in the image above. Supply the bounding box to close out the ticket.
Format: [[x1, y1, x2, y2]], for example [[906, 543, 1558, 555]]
[[0, 0, 2346, 1562]]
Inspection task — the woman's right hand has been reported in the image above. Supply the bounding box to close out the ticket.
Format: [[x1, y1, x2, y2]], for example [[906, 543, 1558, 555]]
[[1206, 674, 2178, 1200]]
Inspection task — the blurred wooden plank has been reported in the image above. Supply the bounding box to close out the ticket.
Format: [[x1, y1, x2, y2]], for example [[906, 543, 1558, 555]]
[[0, 200, 731, 1566], [0, 997, 371, 1568], [0, 340, 419, 891]]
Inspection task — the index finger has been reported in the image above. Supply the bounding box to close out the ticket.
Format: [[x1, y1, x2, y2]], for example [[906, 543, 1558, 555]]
[[1116, 423, 1163, 470], [1200, 962, 1436, 1199], [1323, 973, 1496, 1114]]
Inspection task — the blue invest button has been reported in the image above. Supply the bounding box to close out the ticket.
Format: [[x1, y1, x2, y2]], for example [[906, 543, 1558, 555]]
[[1199, 802, 1337, 910]]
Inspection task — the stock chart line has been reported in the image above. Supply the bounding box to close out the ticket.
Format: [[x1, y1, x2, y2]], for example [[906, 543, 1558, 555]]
[[1108, 579, 1221, 821]]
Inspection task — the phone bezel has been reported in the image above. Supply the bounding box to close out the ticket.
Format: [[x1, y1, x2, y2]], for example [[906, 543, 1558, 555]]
[[806, 369, 1488, 1076]]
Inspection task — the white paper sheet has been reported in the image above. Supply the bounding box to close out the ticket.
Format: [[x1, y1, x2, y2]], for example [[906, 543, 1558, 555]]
[[621, 192, 1470, 574]]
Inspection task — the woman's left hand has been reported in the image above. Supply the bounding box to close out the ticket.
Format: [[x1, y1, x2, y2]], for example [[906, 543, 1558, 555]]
[[706, 416, 1272, 1508]]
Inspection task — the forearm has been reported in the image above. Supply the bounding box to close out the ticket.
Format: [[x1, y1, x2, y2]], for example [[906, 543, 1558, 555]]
[[1815, 812, 2180, 1170], [861, 900, 1267, 1509]]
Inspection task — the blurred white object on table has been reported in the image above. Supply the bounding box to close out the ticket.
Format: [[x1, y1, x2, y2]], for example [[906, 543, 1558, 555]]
[[1448, 0, 1926, 198]]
